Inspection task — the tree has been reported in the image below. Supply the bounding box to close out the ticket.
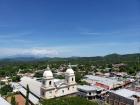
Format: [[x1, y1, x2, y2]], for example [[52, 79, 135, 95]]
[[11, 96, 18, 105], [25, 85, 30, 105], [12, 76, 20, 82], [34, 72, 43, 78], [42, 97, 98, 105], [0, 85, 12, 96]]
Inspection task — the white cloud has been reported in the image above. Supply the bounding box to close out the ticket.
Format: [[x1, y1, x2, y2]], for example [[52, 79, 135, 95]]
[[0, 48, 59, 58], [0, 42, 139, 58]]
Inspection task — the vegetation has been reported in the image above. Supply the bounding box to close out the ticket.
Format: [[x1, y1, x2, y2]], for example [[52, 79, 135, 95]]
[[55, 75, 65, 79], [11, 95, 18, 105], [12, 76, 20, 82], [25, 85, 30, 105], [34, 71, 43, 78], [0, 85, 13, 96], [41, 96, 98, 105], [0, 53, 139, 79]]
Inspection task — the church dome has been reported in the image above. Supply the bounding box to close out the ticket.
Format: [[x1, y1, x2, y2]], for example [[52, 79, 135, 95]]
[[66, 68, 74, 75], [43, 66, 53, 78]]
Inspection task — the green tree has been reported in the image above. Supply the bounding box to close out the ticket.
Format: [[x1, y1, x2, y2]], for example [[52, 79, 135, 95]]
[[12, 76, 20, 82], [42, 97, 98, 105], [0, 85, 12, 96], [11, 95, 18, 105], [34, 72, 43, 78], [25, 85, 30, 105]]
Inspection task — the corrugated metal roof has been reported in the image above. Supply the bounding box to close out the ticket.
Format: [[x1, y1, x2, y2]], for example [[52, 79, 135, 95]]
[[85, 75, 121, 86], [18, 88, 39, 105], [0, 97, 11, 105], [19, 77, 42, 97], [11, 81, 39, 105], [112, 88, 140, 98]]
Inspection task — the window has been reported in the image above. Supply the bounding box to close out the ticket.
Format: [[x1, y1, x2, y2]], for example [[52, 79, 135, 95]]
[[42, 91, 45, 96], [68, 87, 69, 90], [49, 81, 52, 85], [42, 80, 45, 85], [62, 90, 64, 93], [72, 78, 73, 81], [89, 92, 91, 95]]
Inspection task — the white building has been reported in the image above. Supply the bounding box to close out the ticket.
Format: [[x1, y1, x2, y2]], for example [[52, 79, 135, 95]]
[[12, 65, 77, 104], [83, 75, 123, 90], [40, 66, 77, 99]]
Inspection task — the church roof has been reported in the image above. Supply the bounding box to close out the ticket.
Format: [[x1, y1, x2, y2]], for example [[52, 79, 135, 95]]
[[54, 79, 67, 88], [66, 68, 74, 74], [43, 66, 53, 78], [19, 76, 41, 97]]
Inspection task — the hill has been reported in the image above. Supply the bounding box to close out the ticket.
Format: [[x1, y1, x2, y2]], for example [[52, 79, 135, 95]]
[[0, 53, 140, 63]]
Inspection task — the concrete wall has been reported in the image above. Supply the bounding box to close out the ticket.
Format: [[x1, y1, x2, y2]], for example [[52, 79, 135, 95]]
[[107, 92, 134, 105]]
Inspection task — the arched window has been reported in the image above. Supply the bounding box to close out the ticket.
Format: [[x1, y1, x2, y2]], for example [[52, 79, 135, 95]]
[[89, 92, 91, 95], [49, 81, 52, 85], [62, 90, 64, 93], [72, 78, 74, 81]]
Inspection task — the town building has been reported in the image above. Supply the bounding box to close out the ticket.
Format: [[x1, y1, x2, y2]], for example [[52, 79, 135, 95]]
[[77, 85, 103, 100], [83, 75, 123, 90], [106, 88, 140, 105]]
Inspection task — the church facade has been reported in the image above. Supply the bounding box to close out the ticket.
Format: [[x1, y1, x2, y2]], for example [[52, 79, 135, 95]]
[[40, 66, 77, 99]]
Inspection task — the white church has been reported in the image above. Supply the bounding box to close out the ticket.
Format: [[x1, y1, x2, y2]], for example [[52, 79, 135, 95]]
[[40, 65, 77, 99], [11, 65, 77, 104]]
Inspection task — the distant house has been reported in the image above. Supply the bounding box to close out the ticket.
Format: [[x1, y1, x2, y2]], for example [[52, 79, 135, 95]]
[[112, 63, 126, 68], [136, 72, 140, 79]]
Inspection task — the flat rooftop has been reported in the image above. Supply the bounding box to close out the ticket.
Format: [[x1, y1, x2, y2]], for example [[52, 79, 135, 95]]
[[84, 75, 122, 86], [77, 85, 103, 92], [112, 88, 140, 99]]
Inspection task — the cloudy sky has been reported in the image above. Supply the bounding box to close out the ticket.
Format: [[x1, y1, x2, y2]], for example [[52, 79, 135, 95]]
[[0, 0, 140, 58]]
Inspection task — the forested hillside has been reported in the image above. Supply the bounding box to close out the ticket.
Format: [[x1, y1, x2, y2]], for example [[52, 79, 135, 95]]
[[0, 53, 140, 77]]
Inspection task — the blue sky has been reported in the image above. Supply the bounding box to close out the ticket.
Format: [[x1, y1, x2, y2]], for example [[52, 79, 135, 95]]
[[0, 0, 140, 57]]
